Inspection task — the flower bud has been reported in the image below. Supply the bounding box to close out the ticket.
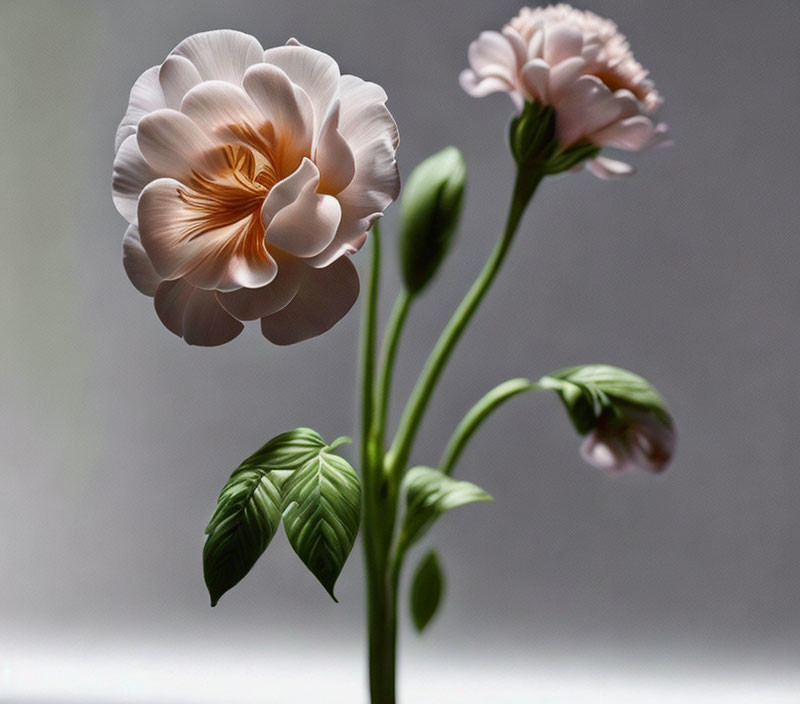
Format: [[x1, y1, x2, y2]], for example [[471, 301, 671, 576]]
[[580, 404, 675, 475], [398, 147, 466, 295], [540, 364, 675, 475]]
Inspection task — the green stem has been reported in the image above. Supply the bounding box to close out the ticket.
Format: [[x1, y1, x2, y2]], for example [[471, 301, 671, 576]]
[[374, 291, 414, 456], [358, 225, 397, 704], [439, 378, 539, 476], [385, 168, 543, 480]]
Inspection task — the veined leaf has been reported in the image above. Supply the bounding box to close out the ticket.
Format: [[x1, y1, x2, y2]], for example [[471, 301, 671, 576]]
[[539, 364, 669, 434], [203, 428, 335, 607], [410, 550, 444, 633], [400, 466, 492, 547], [282, 450, 361, 601]]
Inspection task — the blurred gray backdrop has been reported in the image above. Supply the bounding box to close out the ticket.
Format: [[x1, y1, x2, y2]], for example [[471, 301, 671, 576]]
[[2, 0, 799, 700]]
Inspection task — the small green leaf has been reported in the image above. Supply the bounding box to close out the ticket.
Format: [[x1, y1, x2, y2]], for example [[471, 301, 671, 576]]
[[540, 364, 669, 435], [282, 450, 361, 601], [410, 550, 444, 633], [400, 466, 492, 547], [203, 428, 328, 606], [398, 147, 466, 294]]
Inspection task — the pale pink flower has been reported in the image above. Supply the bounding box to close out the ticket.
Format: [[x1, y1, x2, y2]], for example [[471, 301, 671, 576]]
[[460, 4, 667, 178], [113, 31, 399, 346], [580, 407, 675, 475]]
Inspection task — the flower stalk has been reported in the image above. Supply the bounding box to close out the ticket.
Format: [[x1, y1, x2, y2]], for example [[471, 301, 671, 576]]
[[359, 162, 544, 703]]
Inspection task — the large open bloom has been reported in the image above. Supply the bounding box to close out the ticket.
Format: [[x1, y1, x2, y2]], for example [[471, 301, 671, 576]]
[[113, 31, 400, 345], [460, 4, 667, 178]]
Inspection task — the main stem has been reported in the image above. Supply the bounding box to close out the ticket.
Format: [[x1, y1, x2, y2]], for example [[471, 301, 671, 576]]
[[359, 224, 398, 704], [385, 168, 542, 481]]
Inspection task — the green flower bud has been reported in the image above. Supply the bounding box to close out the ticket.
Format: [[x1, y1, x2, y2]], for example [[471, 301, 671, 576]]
[[398, 147, 467, 295], [539, 364, 675, 475]]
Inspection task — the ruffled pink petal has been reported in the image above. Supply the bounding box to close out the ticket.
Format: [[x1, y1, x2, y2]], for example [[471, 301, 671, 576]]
[[154, 278, 243, 346], [115, 66, 165, 152], [314, 100, 355, 194], [260, 256, 359, 345], [501, 26, 529, 71], [585, 156, 636, 179], [112, 134, 157, 223], [138, 177, 276, 291], [459, 70, 519, 108], [555, 76, 637, 148], [548, 56, 586, 101], [543, 23, 584, 65], [264, 169, 342, 258], [170, 29, 264, 84], [158, 55, 202, 109], [216, 249, 303, 320], [590, 115, 658, 151], [467, 31, 517, 85], [242, 63, 314, 174], [262, 45, 340, 133], [520, 59, 550, 103], [122, 224, 161, 296], [136, 109, 219, 181]]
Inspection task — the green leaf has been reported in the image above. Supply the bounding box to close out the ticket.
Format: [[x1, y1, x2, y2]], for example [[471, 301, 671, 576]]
[[398, 147, 467, 294], [282, 450, 361, 601], [539, 364, 670, 434], [400, 466, 492, 547], [410, 550, 444, 633], [203, 428, 330, 606]]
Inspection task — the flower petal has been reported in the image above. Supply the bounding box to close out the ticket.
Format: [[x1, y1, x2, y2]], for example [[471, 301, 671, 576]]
[[154, 278, 243, 346], [467, 31, 517, 85], [217, 249, 303, 320], [137, 109, 220, 180], [314, 100, 355, 194], [170, 29, 264, 84], [242, 63, 314, 174], [179, 80, 265, 145], [590, 115, 658, 150], [261, 158, 318, 227], [138, 177, 275, 291], [262, 45, 340, 133], [112, 134, 157, 223], [556, 76, 637, 148], [548, 55, 586, 101], [520, 59, 550, 103], [158, 55, 202, 109], [122, 224, 161, 296], [115, 66, 165, 152], [260, 256, 359, 345], [543, 23, 584, 65], [264, 169, 342, 258], [585, 156, 636, 179]]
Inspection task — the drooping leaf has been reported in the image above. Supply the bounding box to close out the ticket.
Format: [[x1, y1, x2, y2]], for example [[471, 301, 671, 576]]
[[539, 364, 669, 435], [410, 550, 444, 633], [203, 428, 331, 606], [400, 466, 492, 548], [281, 450, 361, 601]]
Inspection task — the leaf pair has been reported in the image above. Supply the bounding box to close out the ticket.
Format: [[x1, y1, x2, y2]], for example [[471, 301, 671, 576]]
[[399, 466, 492, 632], [203, 429, 360, 606]]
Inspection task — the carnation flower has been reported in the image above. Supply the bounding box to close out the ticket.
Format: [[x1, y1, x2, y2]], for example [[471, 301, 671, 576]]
[[113, 31, 400, 346], [580, 406, 675, 475], [460, 4, 667, 178]]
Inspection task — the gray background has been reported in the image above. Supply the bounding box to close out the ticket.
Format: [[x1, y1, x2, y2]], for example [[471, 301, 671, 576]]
[[2, 0, 799, 700]]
